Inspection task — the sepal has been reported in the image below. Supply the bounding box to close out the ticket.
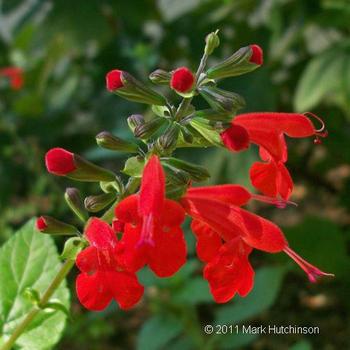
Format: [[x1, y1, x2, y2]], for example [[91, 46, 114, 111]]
[[96, 131, 138, 152]]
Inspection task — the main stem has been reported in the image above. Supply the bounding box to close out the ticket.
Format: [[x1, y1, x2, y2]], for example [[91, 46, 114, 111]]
[[0, 259, 75, 350]]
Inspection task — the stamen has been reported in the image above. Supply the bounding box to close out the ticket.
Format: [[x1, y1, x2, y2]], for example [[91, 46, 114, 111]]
[[136, 215, 155, 248], [251, 194, 297, 208], [284, 246, 334, 283], [304, 112, 326, 133]]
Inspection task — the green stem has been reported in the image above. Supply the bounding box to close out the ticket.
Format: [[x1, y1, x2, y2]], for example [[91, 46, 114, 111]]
[[0, 259, 75, 350]]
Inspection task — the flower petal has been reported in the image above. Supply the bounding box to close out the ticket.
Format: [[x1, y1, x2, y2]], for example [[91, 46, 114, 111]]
[[149, 226, 187, 277], [161, 199, 186, 227], [139, 155, 165, 217], [185, 185, 251, 207], [85, 217, 118, 249], [220, 124, 250, 152], [250, 161, 278, 198], [191, 220, 222, 263], [234, 112, 316, 137], [108, 271, 144, 310], [115, 194, 141, 225], [76, 246, 98, 273], [76, 272, 113, 311]]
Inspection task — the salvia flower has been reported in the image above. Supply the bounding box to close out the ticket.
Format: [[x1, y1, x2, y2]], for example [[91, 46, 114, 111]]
[[45, 147, 115, 182], [170, 67, 195, 94], [106, 69, 166, 106], [0, 66, 24, 90], [75, 217, 144, 311], [115, 155, 187, 277], [180, 184, 333, 303], [220, 112, 327, 199]]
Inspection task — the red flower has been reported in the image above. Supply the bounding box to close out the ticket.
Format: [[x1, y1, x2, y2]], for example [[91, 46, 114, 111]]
[[106, 69, 124, 91], [181, 184, 333, 303], [76, 217, 144, 311], [36, 216, 47, 231], [0, 67, 24, 90], [220, 112, 327, 199], [45, 148, 76, 176], [249, 45, 263, 65], [170, 67, 195, 93], [115, 155, 187, 277]]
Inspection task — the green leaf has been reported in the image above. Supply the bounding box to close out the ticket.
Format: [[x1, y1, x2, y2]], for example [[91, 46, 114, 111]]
[[289, 340, 312, 350], [137, 315, 183, 350], [122, 156, 145, 177], [215, 266, 286, 325], [218, 332, 259, 350], [0, 219, 70, 350], [173, 277, 212, 305], [294, 49, 347, 111], [190, 117, 223, 147], [284, 216, 350, 277]]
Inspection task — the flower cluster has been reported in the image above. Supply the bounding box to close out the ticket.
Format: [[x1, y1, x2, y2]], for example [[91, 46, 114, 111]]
[[38, 31, 333, 311]]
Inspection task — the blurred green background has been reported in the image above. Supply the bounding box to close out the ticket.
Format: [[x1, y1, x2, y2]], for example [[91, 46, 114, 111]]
[[1, 0, 350, 349]]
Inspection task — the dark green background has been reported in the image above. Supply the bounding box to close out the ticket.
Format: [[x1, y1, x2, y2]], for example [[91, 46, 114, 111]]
[[1, 0, 350, 349]]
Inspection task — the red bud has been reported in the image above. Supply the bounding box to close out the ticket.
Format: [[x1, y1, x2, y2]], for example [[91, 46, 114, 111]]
[[36, 216, 48, 231], [45, 148, 76, 176], [170, 67, 195, 93], [106, 69, 124, 91], [249, 45, 263, 65]]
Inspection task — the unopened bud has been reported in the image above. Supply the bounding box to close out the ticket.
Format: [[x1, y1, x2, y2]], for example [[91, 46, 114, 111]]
[[134, 117, 165, 139], [45, 148, 116, 182], [149, 69, 171, 85], [96, 131, 138, 152], [162, 157, 210, 182], [84, 192, 116, 212], [206, 44, 263, 80], [127, 114, 145, 132], [180, 126, 194, 144], [106, 69, 166, 106], [157, 124, 180, 152], [205, 30, 220, 55], [36, 216, 79, 235], [64, 188, 88, 222], [199, 86, 245, 112], [195, 109, 232, 122]]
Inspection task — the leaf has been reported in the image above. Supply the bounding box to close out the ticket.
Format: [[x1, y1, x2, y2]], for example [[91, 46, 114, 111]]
[[122, 156, 145, 177], [215, 266, 286, 325], [289, 340, 312, 350], [218, 332, 259, 350], [284, 216, 350, 277], [157, 0, 203, 22], [0, 219, 70, 350], [173, 277, 212, 305], [137, 315, 183, 350], [294, 49, 347, 111]]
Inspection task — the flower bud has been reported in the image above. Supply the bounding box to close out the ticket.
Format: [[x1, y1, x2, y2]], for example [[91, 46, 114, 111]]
[[156, 124, 180, 152], [0, 66, 24, 90], [64, 187, 88, 222], [162, 157, 210, 182], [36, 216, 79, 235], [180, 126, 194, 144], [45, 147, 116, 182], [96, 131, 138, 152], [170, 67, 195, 94], [127, 114, 145, 132], [106, 69, 166, 106], [206, 44, 263, 80], [205, 30, 220, 55], [84, 192, 116, 212], [195, 109, 232, 122], [199, 86, 246, 112], [149, 69, 171, 85], [134, 117, 165, 139]]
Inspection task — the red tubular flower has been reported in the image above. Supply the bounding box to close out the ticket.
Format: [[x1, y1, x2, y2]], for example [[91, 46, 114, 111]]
[[0, 67, 24, 90], [249, 44, 263, 65], [115, 155, 187, 277], [181, 184, 333, 303], [106, 69, 124, 91], [220, 112, 327, 199], [75, 217, 144, 311], [170, 67, 195, 93], [45, 148, 76, 176]]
